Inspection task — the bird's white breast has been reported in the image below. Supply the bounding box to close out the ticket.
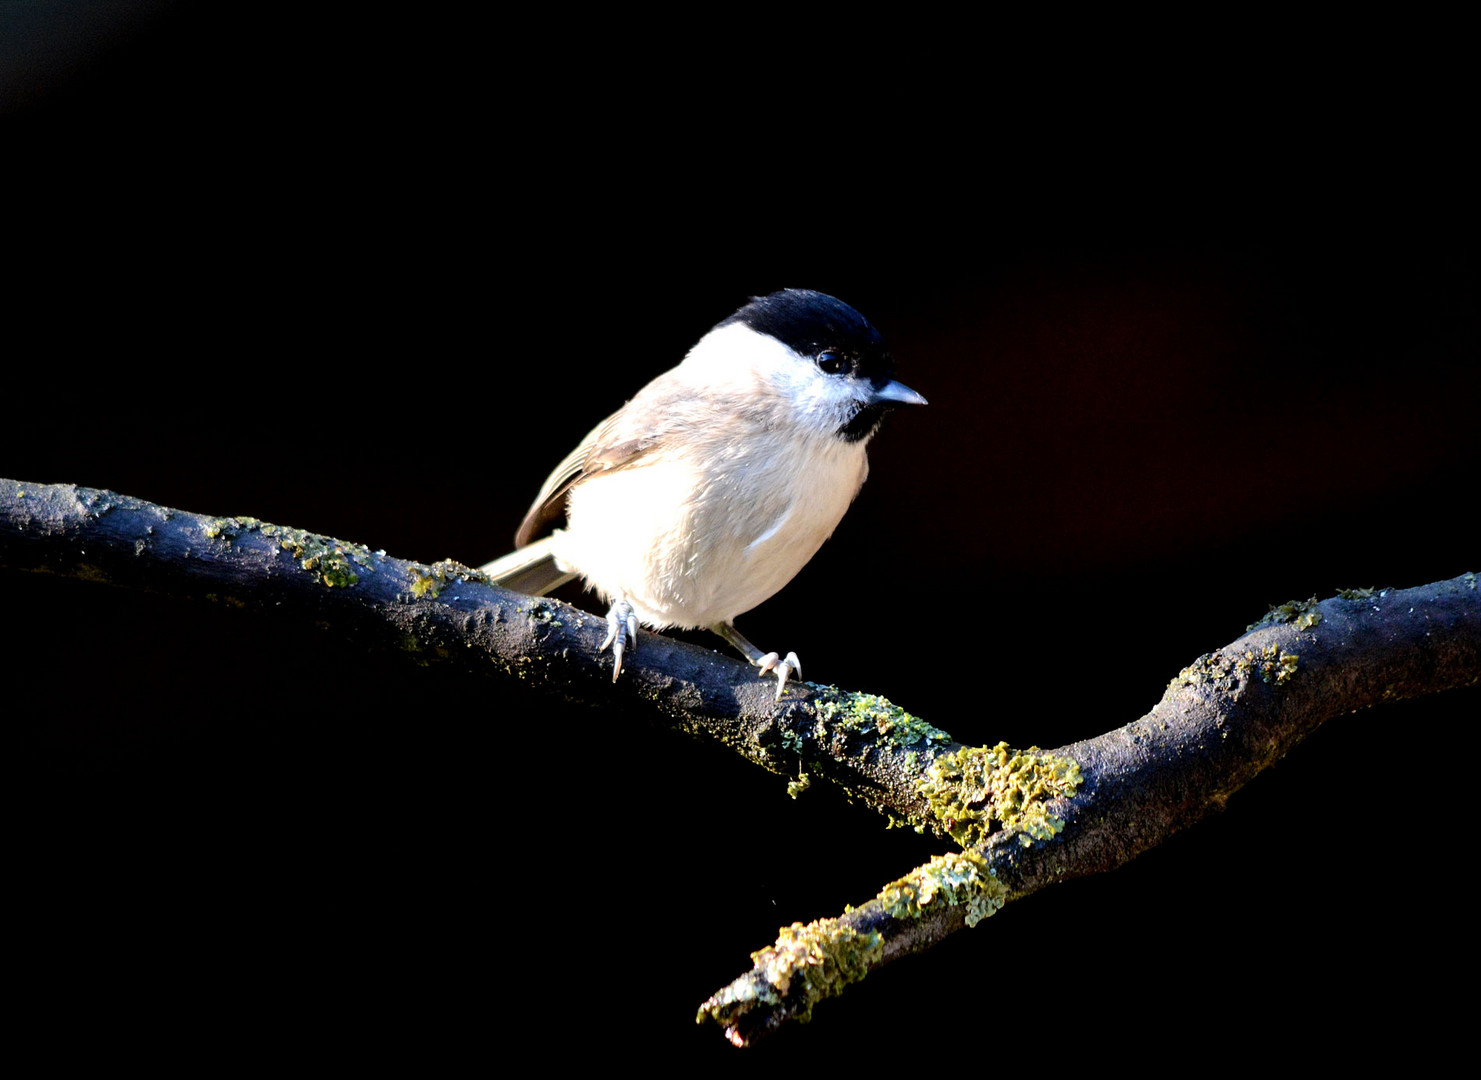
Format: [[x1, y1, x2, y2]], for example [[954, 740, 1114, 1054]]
[[553, 425, 869, 631]]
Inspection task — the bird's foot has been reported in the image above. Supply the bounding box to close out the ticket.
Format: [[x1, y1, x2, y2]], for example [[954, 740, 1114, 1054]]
[[756, 651, 802, 701], [710, 622, 803, 701], [600, 598, 639, 681]]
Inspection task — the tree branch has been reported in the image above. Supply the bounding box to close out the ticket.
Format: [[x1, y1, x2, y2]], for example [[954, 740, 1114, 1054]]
[[0, 479, 963, 830], [5, 479, 1477, 1047], [697, 575, 1479, 1042]]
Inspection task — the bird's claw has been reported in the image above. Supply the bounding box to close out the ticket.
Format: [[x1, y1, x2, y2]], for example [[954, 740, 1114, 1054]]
[[756, 651, 801, 700], [600, 599, 639, 681]]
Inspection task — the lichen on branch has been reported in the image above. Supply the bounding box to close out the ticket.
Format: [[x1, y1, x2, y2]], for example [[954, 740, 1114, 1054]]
[[3, 480, 1477, 1048]]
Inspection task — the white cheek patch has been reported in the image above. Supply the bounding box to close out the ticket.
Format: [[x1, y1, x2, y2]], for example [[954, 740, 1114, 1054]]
[[680, 322, 799, 385], [683, 322, 865, 432]]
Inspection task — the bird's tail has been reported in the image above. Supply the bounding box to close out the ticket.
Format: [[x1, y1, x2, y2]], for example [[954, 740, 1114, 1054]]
[[479, 535, 578, 597]]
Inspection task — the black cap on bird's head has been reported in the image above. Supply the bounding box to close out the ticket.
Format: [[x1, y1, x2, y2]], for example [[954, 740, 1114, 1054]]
[[721, 288, 926, 442], [720, 288, 897, 388]]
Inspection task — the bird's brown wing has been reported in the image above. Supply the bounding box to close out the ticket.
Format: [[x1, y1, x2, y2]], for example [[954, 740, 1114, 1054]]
[[512, 402, 666, 549]]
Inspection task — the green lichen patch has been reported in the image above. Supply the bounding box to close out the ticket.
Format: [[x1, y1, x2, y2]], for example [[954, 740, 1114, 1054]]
[[1337, 586, 1378, 600], [1168, 650, 1240, 692], [202, 515, 261, 540], [406, 559, 485, 601], [1171, 642, 1300, 695], [813, 688, 952, 752], [202, 517, 375, 588], [695, 849, 1015, 1039], [1236, 643, 1299, 685], [700, 917, 884, 1029], [786, 770, 812, 799], [261, 526, 375, 579], [917, 743, 1083, 849], [1247, 596, 1323, 632], [298, 546, 360, 588], [877, 850, 1008, 928], [408, 565, 442, 599]]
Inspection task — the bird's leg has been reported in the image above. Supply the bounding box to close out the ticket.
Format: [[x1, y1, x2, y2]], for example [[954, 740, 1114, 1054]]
[[711, 622, 801, 701], [600, 597, 639, 681]]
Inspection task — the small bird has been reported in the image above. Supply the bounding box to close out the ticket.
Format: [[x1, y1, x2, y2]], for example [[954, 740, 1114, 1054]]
[[481, 288, 925, 697]]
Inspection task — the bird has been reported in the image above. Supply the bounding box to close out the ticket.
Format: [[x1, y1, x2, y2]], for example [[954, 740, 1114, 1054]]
[[480, 288, 925, 698]]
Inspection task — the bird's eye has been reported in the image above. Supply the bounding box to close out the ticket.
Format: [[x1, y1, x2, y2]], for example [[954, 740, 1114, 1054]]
[[816, 349, 850, 375]]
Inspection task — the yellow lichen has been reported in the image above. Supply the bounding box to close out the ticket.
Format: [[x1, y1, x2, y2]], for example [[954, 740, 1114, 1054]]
[[813, 688, 951, 750], [696, 849, 1013, 1037], [786, 770, 812, 799], [877, 850, 1008, 927], [1247, 596, 1323, 632], [202, 516, 372, 588], [917, 743, 1083, 849], [1236, 643, 1300, 684], [699, 916, 884, 1028]]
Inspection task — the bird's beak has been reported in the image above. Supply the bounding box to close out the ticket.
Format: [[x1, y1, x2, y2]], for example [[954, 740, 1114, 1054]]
[[871, 380, 928, 407]]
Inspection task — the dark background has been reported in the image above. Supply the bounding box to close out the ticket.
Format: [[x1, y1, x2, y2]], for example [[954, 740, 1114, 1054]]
[[6, 3, 1476, 1069]]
